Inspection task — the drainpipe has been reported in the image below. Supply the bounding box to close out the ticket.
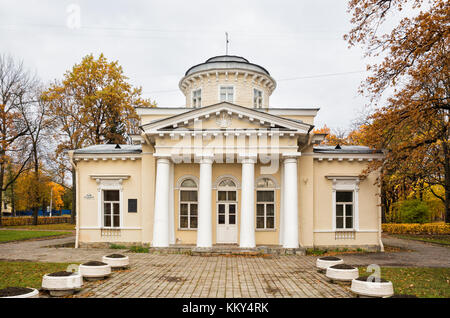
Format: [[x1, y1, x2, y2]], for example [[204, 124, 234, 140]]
[[378, 185, 384, 252], [68, 151, 80, 249]]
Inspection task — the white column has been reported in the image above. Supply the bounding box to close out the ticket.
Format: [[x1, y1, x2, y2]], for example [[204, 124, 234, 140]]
[[152, 158, 170, 247], [240, 157, 256, 248], [279, 162, 285, 245], [168, 161, 175, 244], [283, 157, 299, 248], [197, 157, 213, 248]]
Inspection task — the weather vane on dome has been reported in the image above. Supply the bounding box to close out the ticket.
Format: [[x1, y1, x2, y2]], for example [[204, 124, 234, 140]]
[[225, 32, 230, 55]]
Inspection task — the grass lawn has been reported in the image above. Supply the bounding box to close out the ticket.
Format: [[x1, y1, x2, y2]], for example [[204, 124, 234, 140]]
[[358, 267, 450, 298], [0, 230, 72, 243], [391, 234, 450, 246], [0, 261, 76, 290], [3, 223, 75, 231]]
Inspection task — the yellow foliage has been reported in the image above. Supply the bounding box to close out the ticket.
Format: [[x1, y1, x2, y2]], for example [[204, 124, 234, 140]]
[[1, 216, 71, 226], [382, 223, 450, 235]]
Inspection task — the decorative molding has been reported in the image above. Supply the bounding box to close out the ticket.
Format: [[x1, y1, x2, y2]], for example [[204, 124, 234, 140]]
[[175, 175, 200, 189], [213, 174, 241, 189]]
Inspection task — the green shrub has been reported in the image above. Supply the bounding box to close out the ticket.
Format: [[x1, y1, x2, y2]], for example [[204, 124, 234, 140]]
[[129, 245, 149, 253], [394, 199, 430, 224]]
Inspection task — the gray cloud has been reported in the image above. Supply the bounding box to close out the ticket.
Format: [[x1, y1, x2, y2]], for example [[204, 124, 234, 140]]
[[0, 0, 373, 130]]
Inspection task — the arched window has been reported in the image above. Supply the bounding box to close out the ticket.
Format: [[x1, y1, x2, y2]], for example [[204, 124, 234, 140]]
[[179, 178, 198, 229], [256, 177, 275, 229]]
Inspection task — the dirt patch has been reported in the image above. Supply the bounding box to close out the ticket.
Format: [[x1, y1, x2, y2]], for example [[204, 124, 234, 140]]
[[330, 264, 356, 270], [265, 287, 280, 294], [163, 276, 185, 283], [391, 294, 418, 298], [105, 254, 126, 258], [0, 286, 34, 297], [356, 276, 389, 283], [48, 271, 74, 277], [82, 261, 107, 266], [318, 256, 342, 261]]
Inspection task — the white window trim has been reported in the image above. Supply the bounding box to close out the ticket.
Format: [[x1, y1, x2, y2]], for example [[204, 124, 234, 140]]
[[256, 177, 276, 230], [216, 178, 238, 227], [94, 178, 126, 229], [191, 88, 202, 108], [253, 87, 264, 109], [218, 85, 235, 104], [178, 177, 198, 230], [327, 177, 360, 232], [102, 190, 121, 228]]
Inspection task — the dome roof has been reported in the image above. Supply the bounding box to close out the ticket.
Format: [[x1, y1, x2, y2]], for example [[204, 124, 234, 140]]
[[184, 55, 270, 76]]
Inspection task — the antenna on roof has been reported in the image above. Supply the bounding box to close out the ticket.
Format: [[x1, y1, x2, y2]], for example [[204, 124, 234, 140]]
[[335, 144, 342, 150], [115, 144, 121, 149], [225, 32, 230, 55]]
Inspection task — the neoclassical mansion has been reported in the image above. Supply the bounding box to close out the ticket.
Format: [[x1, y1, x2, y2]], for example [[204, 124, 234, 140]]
[[69, 55, 384, 251]]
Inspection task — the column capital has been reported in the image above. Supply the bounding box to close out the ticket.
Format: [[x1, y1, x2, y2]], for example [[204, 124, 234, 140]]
[[195, 154, 214, 164], [238, 153, 257, 163], [282, 152, 301, 160]]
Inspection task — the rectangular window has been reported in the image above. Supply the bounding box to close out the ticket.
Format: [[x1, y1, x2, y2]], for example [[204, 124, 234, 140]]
[[253, 89, 263, 108], [103, 190, 120, 228], [220, 86, 234, 102], [128, 199, 137, 213], [192, 89, 201, 108], [336, 191, 353, 230], [256, 190, 275, 229], [180, 190, 198, 229]]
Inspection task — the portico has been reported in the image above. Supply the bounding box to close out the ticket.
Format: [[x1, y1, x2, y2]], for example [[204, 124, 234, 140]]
[[151, 150, 301, 249]]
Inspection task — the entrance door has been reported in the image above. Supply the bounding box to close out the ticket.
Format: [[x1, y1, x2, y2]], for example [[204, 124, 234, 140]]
[[216, 179, 238, 244]]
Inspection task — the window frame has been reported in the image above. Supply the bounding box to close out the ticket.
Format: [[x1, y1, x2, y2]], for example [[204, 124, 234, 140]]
[[256, 177, 276, 230], [191, 88, 202, 108], [219, 85, 235, 103], [179, 178, 198, 230], [335, 191, 354, 230], [216, 178, 238, 227], [253, 88, 263, 108], [102, 189, 121, 228], [328, 177, 360, 232]]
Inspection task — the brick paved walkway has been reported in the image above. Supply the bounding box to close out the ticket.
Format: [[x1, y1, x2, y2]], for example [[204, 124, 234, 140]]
[[74, 254, 352, 298]]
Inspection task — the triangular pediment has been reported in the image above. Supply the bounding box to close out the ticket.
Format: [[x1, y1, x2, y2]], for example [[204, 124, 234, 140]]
[[140, 102, 312, 134]]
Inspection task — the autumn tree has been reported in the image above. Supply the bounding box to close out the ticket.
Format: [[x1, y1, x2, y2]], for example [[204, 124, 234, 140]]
[[0, 54, 36, 225], [346, 0, 450, 222], [17, 85, 52, 224], [42, 53, 154, 223]]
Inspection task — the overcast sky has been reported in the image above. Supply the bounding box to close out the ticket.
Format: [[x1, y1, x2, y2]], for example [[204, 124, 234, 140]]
[[0, 0, 378, 130]]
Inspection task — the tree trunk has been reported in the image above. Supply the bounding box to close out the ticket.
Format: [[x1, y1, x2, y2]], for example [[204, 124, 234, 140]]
[[32, 206, 38, 225], [11, 183, 15, 216], [71, 168, 76, 225], [0, 164, 4, 227], [443, 141, 450, 224]]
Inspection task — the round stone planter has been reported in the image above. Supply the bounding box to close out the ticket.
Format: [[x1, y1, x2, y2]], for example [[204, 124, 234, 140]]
[[316, 256, 344, 272], [0, 287, 39, 298], [42, 271, 83, 296], [79, 261, 111, 281], [326, 264, 359, 283], [351, 277, 394, 298], [102, 254, 129, 269]]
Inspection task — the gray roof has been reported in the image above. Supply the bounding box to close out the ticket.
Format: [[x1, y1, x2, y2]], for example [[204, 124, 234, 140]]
[[74, 144, 142, 154], [313, 145, 382, 154], [185, 55, 271, 77]]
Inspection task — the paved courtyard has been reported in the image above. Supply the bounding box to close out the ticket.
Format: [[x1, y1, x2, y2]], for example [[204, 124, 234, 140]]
[[1, 233, 449, 297], [74, 254, 352, 298]]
